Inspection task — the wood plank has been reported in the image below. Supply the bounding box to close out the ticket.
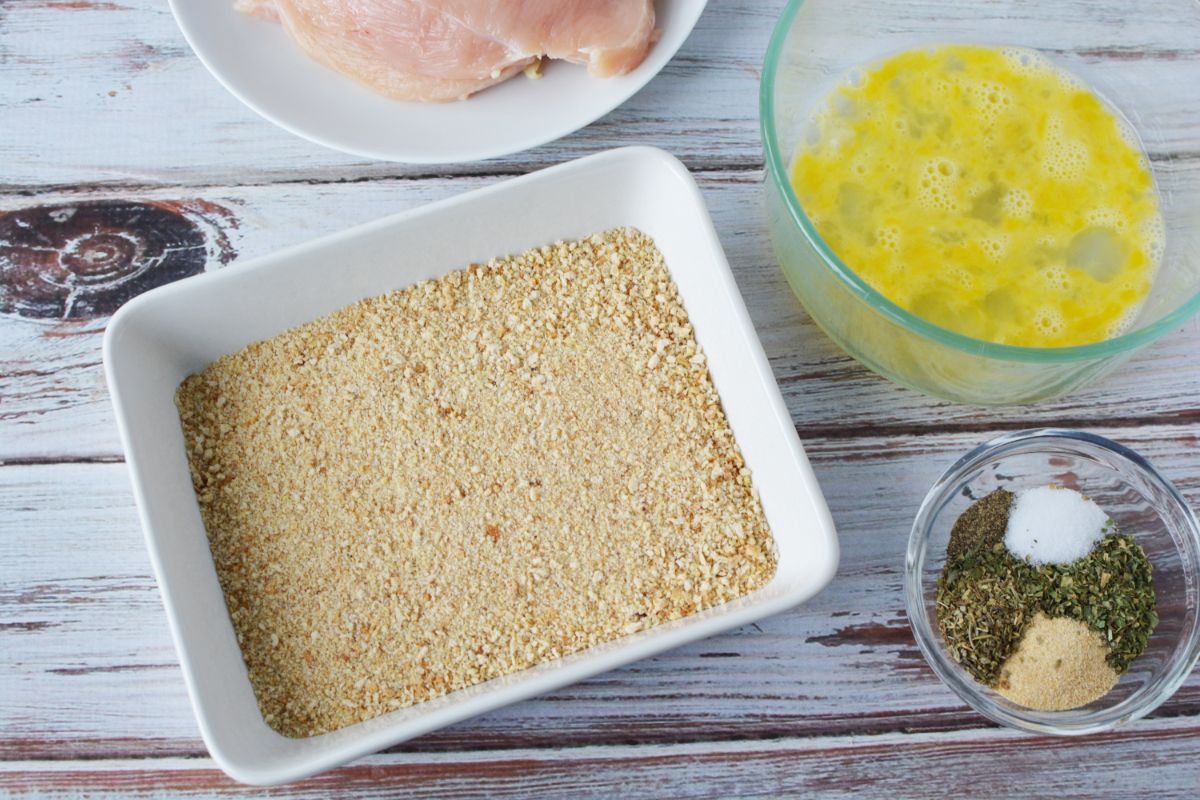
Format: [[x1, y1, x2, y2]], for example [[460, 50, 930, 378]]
[[2, 0, 1198, 187], [3, 425, 1197, 760], [2, 718, 1199, 797], [3, 172, 1199, 461], [4, 1, 1200, 793]]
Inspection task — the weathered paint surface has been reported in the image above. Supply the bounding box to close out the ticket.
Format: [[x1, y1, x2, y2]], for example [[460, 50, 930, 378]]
[[2, 0, 1198, 796]]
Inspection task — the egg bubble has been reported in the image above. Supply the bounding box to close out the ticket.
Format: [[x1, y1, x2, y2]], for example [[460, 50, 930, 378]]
[[925, 157, 959, 178], [1032, 306, 1066, 336], [1001, 46, 1054, 77], [1040, 264, 1073, 293], [1002, 187, 1033, 219], [1105, 305, 1142, 339], [848, 148, 876, 175], [1085, 207, 1127, 233], [1138, 215, 1167, 263], [915, 158, 962, 212], [1042, 138, 1089, 181], [1053, 68, 1086, 92], [964, 78, 1013, 124], [1040, 116, 1091, 180], [915, 185, 960, 213], [977, 234, 1010, 263], [876, 225, 901, 253], [1114, 117, 1144, 151]]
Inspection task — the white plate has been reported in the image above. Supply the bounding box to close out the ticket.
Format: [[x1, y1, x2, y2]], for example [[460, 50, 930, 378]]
[[104, 147, 839, 785], [168, 1, 709, 163]]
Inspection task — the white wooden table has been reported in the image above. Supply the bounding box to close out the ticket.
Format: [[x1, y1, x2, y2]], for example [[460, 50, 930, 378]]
[[3, 2, 1199, 796]]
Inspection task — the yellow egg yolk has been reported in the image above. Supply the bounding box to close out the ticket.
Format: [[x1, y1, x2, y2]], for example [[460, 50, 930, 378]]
[[790, 44, 1163, 347]]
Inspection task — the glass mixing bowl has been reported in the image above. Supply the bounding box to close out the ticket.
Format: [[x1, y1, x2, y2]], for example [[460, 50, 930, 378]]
[[906, 429, 1200, 734], [761, 0, 1200, 405]]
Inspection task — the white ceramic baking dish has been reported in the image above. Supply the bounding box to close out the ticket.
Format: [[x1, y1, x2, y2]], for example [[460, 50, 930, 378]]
[[104, 146, 839, 785]]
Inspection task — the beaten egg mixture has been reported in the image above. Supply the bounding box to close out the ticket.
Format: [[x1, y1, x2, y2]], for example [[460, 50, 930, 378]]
[[791, 44, 1163, 347]]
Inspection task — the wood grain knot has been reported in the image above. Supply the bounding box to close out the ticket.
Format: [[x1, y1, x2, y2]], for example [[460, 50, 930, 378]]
[[0, 200, 236, 322]]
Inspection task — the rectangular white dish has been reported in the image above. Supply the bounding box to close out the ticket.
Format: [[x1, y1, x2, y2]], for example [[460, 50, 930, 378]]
[[103, 146, 839, 786]]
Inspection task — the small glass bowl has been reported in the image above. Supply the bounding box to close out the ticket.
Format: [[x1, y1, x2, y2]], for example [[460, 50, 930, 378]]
[[906, 429, 1200, 734]]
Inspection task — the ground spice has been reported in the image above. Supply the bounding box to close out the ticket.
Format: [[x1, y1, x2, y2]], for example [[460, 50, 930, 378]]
[[936, 488, 1157, 704], [997, 613, 1118, 711]]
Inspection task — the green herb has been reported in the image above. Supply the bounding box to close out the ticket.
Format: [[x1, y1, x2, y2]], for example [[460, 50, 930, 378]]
[[937, 541, 1034, 685], [936, 491, 1157, 686], [1047, 533, 1157, 672], [945, 489, 1013, 562]]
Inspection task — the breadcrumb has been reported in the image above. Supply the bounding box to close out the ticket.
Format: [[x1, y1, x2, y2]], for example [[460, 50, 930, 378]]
[[176, 228, 777, 738]]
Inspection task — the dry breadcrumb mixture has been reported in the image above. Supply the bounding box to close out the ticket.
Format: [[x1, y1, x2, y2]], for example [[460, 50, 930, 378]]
[[176, 228, 778, 738]]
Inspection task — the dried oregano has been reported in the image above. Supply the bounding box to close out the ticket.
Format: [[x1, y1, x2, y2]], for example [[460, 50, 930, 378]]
[[936, 491, 1156, 686], [937, 542, 1036, 685]]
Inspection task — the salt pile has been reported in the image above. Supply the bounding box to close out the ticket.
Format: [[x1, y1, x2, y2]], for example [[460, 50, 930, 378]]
[[1004, 485, 1110, 565]]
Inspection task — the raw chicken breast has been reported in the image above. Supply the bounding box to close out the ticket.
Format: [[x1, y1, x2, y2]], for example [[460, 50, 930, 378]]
[[236, 0, 657, 102], [234, 0, 278, 19]]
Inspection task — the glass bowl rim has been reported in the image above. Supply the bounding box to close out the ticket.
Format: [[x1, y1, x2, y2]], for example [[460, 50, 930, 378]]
[[904, 427, 1200, 735], [760, 0, 1200, 364]]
